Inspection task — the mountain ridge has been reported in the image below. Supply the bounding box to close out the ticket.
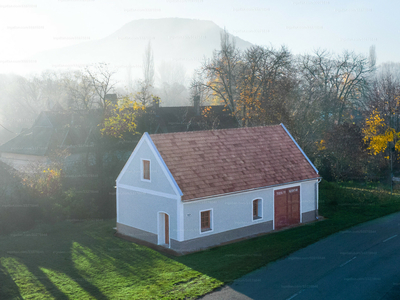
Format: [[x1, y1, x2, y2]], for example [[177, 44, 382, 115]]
[[27, 18, 253, 84]]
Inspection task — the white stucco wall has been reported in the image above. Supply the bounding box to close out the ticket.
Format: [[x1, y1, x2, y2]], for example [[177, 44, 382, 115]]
[[301, 180, 317, 213], [182, 180, 318, 241], [117, 187, 179, 240], [182, 188, 274, 241], [117, 138, 176, 196]]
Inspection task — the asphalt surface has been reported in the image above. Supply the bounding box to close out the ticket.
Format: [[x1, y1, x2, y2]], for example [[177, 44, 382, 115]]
[[200, 212, 400, 300]]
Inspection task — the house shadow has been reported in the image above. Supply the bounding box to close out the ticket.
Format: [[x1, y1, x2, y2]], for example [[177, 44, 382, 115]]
[[168, 232, 273, 280]]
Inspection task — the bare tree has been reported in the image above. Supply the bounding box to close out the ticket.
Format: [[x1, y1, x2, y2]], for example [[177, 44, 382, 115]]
[[238, 45, 294, 126], [143, 40, 155, 90], [85, 63, 117, 112], [368, 63, 400, 131], [135, 41, 155, 106], [156, 61, 189, 106], [63, 70, 95, 110], [1, 71, 68, 132], [190, 72, 206, 106], [125, 64, 134, 95], [194, 29, 243, 125], [299, 50, 372, 127], [369, 45, 377, 71], [195, 31, 295, 127]]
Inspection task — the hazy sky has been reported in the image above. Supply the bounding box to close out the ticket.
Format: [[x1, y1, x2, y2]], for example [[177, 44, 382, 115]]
[[0, 0, 397, 74]]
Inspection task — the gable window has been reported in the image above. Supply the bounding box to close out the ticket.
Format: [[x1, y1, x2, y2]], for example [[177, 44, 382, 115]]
[[201, 210, 212, 232], [253, 199, 262, 220], [142, 159, 150, 181]]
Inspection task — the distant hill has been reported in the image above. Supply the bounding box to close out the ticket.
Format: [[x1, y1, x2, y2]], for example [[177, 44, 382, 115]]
[[29, 18, 253, 85]]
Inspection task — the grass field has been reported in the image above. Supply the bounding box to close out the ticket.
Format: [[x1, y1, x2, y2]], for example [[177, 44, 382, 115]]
[[2, 181, 400, 299]]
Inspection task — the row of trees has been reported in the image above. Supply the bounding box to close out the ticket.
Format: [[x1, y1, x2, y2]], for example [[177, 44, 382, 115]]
[[194, 31, 373, 135], [0, 66, 111, 144], [0, 40, 187, 143], [192, 31, 400, 181], [3, 31, 400, 187]]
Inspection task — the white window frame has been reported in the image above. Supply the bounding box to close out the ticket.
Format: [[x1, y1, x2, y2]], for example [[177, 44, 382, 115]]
[[141, 158, 151, 182], [252, 198, 263, 221], [199, 208, 213, 234]]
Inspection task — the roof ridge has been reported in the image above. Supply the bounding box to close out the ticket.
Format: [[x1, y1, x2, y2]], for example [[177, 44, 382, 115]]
[[149, 124, 282, 137]]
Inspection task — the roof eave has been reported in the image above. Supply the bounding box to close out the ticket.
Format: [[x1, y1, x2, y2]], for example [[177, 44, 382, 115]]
[[182, 176, 322, 202], [280, 123, 319, 174], [146, 132, 183, 196]]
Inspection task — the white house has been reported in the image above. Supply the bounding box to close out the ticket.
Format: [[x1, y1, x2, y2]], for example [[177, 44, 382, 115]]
[[116, 124, 321, 254]]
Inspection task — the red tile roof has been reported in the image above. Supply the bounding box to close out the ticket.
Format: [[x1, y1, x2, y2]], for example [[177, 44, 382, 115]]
[[150, 125, 319, 201]]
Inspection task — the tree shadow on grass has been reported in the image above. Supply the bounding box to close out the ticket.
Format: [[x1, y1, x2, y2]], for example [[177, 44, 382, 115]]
[[2, 218, 239, 299], [26, 259, 108, 300], [0, 264, 23, 300], [1, 220, 166, 299]]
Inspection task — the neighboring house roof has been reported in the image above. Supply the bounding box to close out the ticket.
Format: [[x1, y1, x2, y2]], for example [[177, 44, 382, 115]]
[[0, 127, 53, 156], [150, 124, 319, 201], [0, 110, 102, 156], [152, 105, 237, 133], [48, 101, 64, 112], [0, 104, 234, 157]]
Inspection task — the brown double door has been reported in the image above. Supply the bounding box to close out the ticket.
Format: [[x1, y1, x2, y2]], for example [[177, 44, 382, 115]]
[[274, 186, 300, 230]]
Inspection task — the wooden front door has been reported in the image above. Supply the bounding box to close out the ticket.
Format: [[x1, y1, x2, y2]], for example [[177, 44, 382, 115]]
[[275, 189, 288, 230], [164, 214, 169, 245], [274, 186, 300, 230], [288, 187, 300, 225]]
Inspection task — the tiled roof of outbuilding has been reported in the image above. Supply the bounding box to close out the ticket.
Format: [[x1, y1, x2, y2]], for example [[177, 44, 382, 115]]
[[0, 110, 102, 156], [150, 124, 319, 201]]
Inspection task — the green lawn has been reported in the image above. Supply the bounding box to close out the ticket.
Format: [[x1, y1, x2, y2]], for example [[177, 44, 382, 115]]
[[2, 181, 400, 299], [0, 220, 222, 300]]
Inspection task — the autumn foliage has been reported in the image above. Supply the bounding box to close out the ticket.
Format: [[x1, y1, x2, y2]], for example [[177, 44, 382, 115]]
[[100, 97, 146, 139], [363, 110, 396, 156]]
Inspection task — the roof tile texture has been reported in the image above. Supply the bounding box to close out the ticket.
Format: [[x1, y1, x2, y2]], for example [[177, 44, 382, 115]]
[[150, 125, 318, 201]]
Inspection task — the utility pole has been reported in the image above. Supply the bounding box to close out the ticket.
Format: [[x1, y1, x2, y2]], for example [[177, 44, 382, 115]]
[[390, 110, 394, 195], [391, 142, 393, 194], [390, 106, 399, 194]]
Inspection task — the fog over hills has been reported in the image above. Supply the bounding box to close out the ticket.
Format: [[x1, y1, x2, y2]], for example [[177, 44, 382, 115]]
[[29, 18, 253, 85]]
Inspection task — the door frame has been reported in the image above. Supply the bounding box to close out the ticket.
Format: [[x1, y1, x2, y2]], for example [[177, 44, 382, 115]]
[[157, 212, 170, 247], [273, 184, 301, 230]]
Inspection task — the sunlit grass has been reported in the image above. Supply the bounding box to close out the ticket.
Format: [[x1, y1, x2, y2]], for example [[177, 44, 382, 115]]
[[0, 220, 222, 300], [1, 257, 53, 299], [40, 267, 95, 299], [69, 241, 221, 299]]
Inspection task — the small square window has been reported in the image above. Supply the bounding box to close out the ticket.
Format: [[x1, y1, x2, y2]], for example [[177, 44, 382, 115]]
[[201, 210, 211, 232], [253, 199, 262, 220], [143, 160, 150, 180]]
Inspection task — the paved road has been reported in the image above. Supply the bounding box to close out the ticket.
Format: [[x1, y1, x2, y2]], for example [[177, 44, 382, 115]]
[[200, 212, 400, 300]]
